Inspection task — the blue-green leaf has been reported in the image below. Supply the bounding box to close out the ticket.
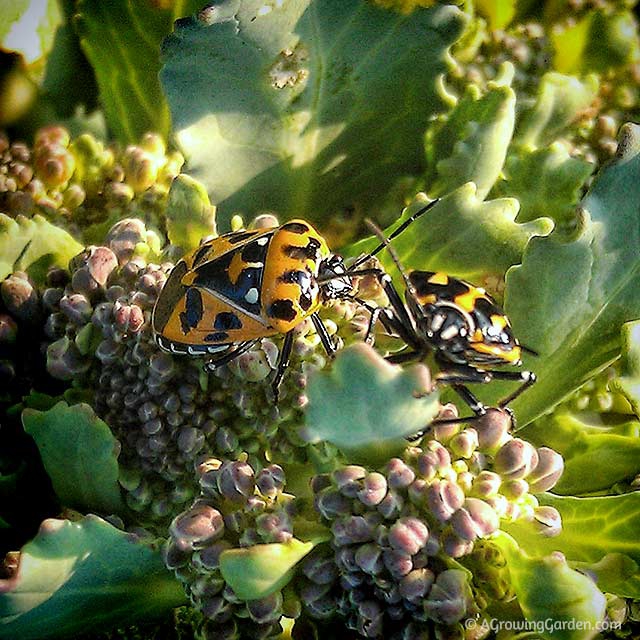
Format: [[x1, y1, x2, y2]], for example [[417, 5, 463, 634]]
[[0, 516, 185, 640], [161, 0, 465, 226]]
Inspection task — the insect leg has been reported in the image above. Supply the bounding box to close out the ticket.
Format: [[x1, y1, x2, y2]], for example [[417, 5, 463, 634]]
[[492, 370, 537, 408], [271, 330, 295, 402], [310, 312, 336, 356]]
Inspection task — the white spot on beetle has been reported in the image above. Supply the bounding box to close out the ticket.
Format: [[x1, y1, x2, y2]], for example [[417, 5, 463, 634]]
[[245, 288, 259, 304]]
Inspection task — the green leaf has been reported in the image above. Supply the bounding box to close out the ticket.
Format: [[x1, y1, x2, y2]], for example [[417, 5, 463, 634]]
[[161, 0, 465, 227], [0, 214, 83, 284], [573, 554, 640, 600], [165, 174, 216, 253], [348, 187, 552, 283], [22, 401, 125, 515], [474, 0, 517, 31], [493, 531, 607, 640], [219, 538, 314, 600], [492, 142, 594, 225], [41, 18, 98, 118], [551, 10, 639, 76], [303, 343, 439, 466], [504, 493, 640, 598], [505, 123, 640, 425], [0, 0, 62, 65], [610, 320, 640, 418], [425, 63, 516, 200], [522, 411, 640, 495], [74, 0, 203, 144], [516, 72, 599, 149], [0, 515, 186, 640]]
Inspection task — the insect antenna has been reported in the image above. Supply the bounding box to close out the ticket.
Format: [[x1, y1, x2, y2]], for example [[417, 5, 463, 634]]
[[520, 344, 539, 356], [362, 218, 422, 310], [349, 198, 440, 271]]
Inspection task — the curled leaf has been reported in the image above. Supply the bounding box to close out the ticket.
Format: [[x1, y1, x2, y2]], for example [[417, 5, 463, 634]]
[[219, 538, 314, 600], [22, 401, 124, 515], [493, 531, 606, 640], [0, 515, 186, 640], [303, 343, 439, 466]]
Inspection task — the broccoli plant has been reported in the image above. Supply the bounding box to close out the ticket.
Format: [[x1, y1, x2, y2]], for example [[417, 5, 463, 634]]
[[0, 1, 639, 639]]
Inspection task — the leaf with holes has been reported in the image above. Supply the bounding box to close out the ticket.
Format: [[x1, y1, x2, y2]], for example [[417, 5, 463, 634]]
[[160, 0, 465, 227]]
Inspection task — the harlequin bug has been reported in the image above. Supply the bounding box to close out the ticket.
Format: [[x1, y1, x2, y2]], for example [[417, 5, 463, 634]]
[[348, 199, 536, 422], [152, 220, 352, 399]]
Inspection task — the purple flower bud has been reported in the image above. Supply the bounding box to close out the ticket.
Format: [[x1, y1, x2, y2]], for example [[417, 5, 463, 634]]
[[311, 474, 330, 496], [386, 457, 416, 489], [357, 472, 388, 507], [1, 272, 41, 324], [528, 448, 565, 493], [256, 464, 286, 498], [340, 570, 364, 589], [474, 409, 512, 453], [302, 591, 337, 619], [354, 543, 383, 575], [59, 293, 92, 326], [356, 599, 384, 639], [106, 218, 147, 265], [382, 548, 413, 579], [332, 515, 374, 545], [376, 489, 404, 520], [46, 336, 90, 380], [113, 300, 145, 334], [332, 465, 366, 497], [494, 438, 539, 480], [407, 478, 428, 506], [532, 506, 562, 537], [0, 314, 17, 343], [335, 546, 358, 572], [246, 591, 283, 624], [416, 443, 451, 481], [432, 404, 460, 443], [501, 479, 529, 500], [255, 510, 293, 543], [388, 517, 429, 555], [169, 501, 224, 549], [217, 461, 255, 502], [441, 529, 474, 558], [423, 569, 473, 624], [449, 428, 479, 459], [163, 537, 192, 570], [399, 567, 435, 602], [201, 595, 233, 622], [315, 487, 352, 519], [302, 552, 338, 585], [426, 479, 465, 522], [450, 498, 499, 542], [214, 426, 239, 454], [177, 427, 205, 455], [471, 471, 502, 498]]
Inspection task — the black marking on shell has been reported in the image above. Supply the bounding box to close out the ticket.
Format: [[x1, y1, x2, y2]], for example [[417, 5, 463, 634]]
[[214, 311, 243, 331], [267, 299, 297, 322]]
